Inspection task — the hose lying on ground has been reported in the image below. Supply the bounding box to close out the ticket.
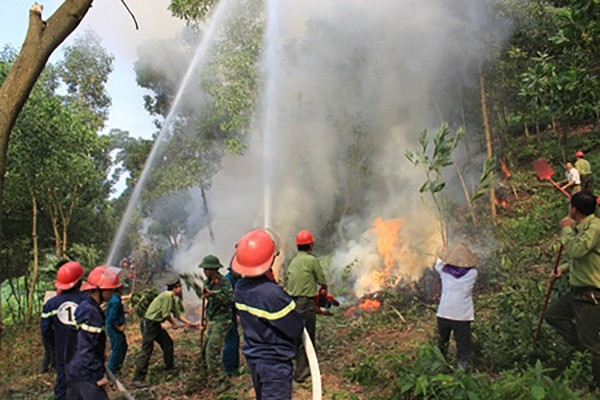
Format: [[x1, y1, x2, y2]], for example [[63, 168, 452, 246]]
[[303, 327, 322, 400]]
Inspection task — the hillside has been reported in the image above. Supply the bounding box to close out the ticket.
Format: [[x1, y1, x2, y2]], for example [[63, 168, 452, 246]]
[[2, 128, 600, 400]]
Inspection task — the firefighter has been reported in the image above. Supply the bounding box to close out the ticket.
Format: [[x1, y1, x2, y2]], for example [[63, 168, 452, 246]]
[[198, 254, 234, 393], [546, 191, 600, 386], [222, 263, 241, 377], [66, 266, 122, 399], [232, 229, 304, 400], [131, 276, 199, 388], [574, 151, 593, 192], [106, 285, 128, 376], [285, 229, 327, 383], [40, 261, 88, 400]]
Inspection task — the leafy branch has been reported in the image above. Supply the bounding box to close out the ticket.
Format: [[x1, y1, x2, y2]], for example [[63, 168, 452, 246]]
[[405, 123, 463, 246]]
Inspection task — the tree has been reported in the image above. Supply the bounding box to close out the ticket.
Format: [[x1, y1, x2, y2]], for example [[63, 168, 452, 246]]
[[58, 30, 114, 132], [0, 1, 94, 328]]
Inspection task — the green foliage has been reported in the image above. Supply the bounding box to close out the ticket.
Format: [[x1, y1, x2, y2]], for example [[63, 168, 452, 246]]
[[58, 30, 114, 131], [169, 0, 216, 23], [130, 287, 159, 318], [405, 123, 463, 245], [471, 157, 496, 202]]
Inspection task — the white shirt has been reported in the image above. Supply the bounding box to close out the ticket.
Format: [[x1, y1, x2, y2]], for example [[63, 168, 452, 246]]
[[434, 258, 478, 321], [566, 168, 581, 185]]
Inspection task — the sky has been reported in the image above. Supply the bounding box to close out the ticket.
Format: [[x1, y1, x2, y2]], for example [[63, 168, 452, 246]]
[[0, 0, 185, 139]]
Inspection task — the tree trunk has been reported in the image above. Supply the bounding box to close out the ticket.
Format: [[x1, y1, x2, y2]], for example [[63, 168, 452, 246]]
[[478, 65, 497, 221], [26, 193, 39, 323], [0, 0, 94, 329], [200, 186, 215, 243]]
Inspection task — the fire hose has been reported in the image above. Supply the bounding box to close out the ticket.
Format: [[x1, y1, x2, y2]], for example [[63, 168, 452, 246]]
[[303, 328, 322, 400], [106, 366, 135, 400]]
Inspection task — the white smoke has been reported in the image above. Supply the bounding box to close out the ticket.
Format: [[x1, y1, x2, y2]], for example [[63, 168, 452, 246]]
[[126, 0, 508, 296]]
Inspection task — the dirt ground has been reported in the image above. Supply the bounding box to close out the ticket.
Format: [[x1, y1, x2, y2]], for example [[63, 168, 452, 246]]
[[0, 305, 434, 400]]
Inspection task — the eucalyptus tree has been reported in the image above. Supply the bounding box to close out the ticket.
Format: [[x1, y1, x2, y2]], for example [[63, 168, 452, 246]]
[[128, 0, 263, 248], [58, 30, 114, 132]]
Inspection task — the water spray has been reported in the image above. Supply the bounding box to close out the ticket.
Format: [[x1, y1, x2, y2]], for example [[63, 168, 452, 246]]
[[106, 0, 232, 266]]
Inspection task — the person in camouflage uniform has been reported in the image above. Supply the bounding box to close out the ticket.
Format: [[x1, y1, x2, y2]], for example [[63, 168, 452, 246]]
[[199, 255, 234, 394]]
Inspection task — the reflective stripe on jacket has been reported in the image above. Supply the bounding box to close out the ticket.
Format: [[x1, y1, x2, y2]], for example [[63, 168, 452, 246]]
[[40, 290, 88, 366], [235, 275, 304, 362], [66, 297, 107, 383]]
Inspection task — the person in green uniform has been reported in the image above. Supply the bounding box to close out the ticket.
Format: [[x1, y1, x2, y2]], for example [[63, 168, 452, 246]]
[[131, 277, 199, 388], [198, 255, 234, 394], [285, 229, 327, 383], [575, 151, 593, 192], [545, 191, 600, 386]]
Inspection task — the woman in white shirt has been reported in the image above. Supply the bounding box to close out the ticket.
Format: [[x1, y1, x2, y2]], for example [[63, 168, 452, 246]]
[[434, 243, 478, 368]]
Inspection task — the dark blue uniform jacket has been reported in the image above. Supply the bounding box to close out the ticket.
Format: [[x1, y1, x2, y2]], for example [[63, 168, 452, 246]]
[[235, 275, 304, 362], [66, 296, 107, 383], [105, 293, 125, 335], [40, 290, 88, 367]]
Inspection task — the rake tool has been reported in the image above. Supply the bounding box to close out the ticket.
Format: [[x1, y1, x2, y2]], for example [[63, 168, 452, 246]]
[[532, 158, 571, 198]]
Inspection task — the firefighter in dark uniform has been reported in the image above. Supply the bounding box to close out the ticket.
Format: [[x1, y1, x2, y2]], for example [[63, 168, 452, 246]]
[[131, 276, 199, 388], [66, 266, 122, 399], [222, 264, 241, 377], [232, 229, 305, 400], [40, 261, 88, 400], [285, 229, 327, 383], [198, 254, 234, 393]]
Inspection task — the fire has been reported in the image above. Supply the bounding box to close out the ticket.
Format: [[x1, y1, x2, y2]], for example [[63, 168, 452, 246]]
[[494, 195, 509, 209], [369, 217, 402, 287], [500, 157, 512, 180], [358, 298, 381, 311]]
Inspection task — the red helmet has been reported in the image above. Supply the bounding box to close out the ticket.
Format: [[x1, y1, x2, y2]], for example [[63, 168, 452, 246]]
[[232, 229, 277, 277], [296, 229, 315, 245], [575, 151, 584, 158], [81, 266, 122, 291], [55, 261, 85, 290]]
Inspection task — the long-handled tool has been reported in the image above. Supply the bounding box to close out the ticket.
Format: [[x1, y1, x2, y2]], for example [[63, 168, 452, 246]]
[[534, 244, 564, 345], [532, 158, 571, 198]]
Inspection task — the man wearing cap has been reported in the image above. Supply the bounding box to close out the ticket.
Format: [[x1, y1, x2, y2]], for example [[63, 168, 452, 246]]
[[285, 229, 327, 383], [232, 229, 305, 400], [546, 191, 600, 386], [434, 243, 478, 368], [574, 151, 593, 192], [40, 261, 88, 400], [131, 277, 199, 388], [198, 254, 234, 394], [66, 266, 122, 399]]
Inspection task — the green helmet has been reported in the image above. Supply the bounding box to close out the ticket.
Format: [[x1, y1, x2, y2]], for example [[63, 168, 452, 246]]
[[199, 255, 223, 270], [166, 274, 181, 289]]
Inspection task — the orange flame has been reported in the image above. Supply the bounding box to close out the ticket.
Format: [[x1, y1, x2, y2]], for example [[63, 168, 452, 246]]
[[500, 157, 512, 180], [358, 298, 381, 311], [370, 217, 403, 286], [494, 193, 509, 209]]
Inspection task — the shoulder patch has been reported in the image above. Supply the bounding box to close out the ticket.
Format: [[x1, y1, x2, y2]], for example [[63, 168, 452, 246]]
[[57, 301, 79, 326]]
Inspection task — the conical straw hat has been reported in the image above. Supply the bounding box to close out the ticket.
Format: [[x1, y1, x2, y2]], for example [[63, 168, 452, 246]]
[[438, 243, 478, 268]]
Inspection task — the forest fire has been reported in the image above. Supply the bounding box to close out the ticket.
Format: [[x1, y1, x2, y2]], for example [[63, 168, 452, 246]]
[[494, 186, 511, 209], [344, 297, 382, 318], [359, 298, 381, 311], [369, 217, 403, 287], [500, 156, 512, 180]]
